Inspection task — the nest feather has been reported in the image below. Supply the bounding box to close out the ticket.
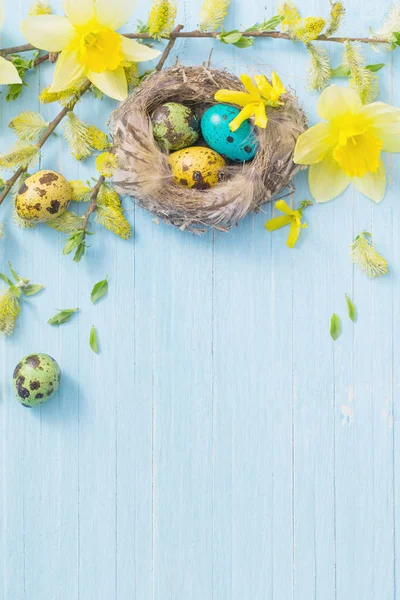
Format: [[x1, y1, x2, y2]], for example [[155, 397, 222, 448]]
[[110, 64, 307, 233]]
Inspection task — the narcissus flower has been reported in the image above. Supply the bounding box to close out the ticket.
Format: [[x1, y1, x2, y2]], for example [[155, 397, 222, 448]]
[[0, 0, 22, 84], [294, 85, 400, 203], [265, 199, 308, 248], [21, 0, 161, 101], [215, 72, 286, 132]]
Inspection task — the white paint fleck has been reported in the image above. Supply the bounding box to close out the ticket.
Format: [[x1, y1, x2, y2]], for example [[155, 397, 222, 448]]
[[341, 404, 354, 425]]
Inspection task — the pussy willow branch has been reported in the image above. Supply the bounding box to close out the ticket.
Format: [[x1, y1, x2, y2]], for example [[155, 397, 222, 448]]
[[0, 79, 92, 205], [0, 30, 389, 58], [78, 23, 184, 236]]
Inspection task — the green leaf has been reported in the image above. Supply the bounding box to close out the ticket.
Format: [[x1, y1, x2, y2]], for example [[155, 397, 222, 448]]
[[91, 277, 108, 304], [63, 231, 84, 255], [8, 261, 20, 282], [233, 37, 254, 48], [330, 65, 350, 77], [345, 294, 357, 322], [0, 273, 14, 286], [365, 63, 385, 72], [9, 285, 21, 298], [330, 313, 341, 341], [48, 308, 79, 326], [245, 15, 284, 32], [73, 243, 86, 263], [89, 325, 99, 353], [21, 283, 44, 296]]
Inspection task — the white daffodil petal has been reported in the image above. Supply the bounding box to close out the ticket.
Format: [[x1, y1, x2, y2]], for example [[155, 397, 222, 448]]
[[317, 84, 362, 121], [63, 0, 95, 26], [294, 122, 333, 165], [87, 67, 128, 101], [352, 159, 386, 203], [360, 102, 400, 152], [21, 15, 75, 51], [49, 49, 85, 92], [0, 0, 4, 29], [0, 56, 22, 84], [96, 0, 135, 30], [309, 152, 350, 202], [121, 37, 161, 62]]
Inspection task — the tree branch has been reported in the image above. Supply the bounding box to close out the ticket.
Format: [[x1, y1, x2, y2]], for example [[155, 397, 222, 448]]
[[0, 80, 92, 206], [0, 29, 389, 58]]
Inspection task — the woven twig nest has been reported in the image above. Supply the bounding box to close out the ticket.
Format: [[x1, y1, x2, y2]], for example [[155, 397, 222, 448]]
[[110, 64, 307, 233]]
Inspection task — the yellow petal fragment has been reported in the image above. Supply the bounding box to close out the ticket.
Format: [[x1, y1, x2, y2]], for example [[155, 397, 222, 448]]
[[309, 152, 350, 202], [275, 199, 295, 216], [87, 66, 128, 101], [214, 90, 253, 106], [95, 0, 135, 30], [229, 103, 256, 132], [0, 56, 22, 85], [253, 102, 268, 128], [21, 15, 75, 51], [63, 0, 95, 26], [239, 74, 261, 101], [254, 75, 273, 99], [332, 129, 382, 178], [360, 101, 400, 152], [352, 158, 386, 203], [294, 122, 333, 165], [121, 37, 161, 63], [317, 84, 362, 121], [49, 48, 85, 92], [265, 215, 293, 231], [287, 219, 301, 248]]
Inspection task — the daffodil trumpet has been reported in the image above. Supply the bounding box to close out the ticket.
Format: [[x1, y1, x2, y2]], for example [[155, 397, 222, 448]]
[[20, 0, 161, 101], [294, 84, 400, 203], [214, 72, 286, 132], [265, 199, 308, 248], [0, 0, 22, 85]]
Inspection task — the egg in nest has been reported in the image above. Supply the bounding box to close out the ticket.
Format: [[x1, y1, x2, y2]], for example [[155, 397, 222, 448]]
[[16, 170, 71, 222], [13, 353, 61, 407], [151, 102, 200, 152], [168, 146, 226, 190]]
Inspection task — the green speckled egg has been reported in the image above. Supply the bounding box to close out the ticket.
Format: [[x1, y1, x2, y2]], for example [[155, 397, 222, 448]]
[[151, 102, 200, 151], [13, 354, 61, 407], [16, 170, 71, 222], [168, 146, 226, 189]]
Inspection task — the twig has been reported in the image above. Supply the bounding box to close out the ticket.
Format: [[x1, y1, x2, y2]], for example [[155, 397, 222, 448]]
[[0, 29, 389, 58], [0, 80, 92, 206], [79, 176, 105, 232], [155, 24, 184, 71]]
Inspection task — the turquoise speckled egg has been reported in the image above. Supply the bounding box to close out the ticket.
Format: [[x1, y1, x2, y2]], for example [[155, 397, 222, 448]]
[[200, 104, 258, 162]]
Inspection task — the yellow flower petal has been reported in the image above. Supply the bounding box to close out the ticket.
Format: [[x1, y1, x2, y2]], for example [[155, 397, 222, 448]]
[[360, 101, 400, 152], [271, 72, 286, 97], [254, 74, 272, 98], [49, 48, 85, 92], [352, 158, 386, 203], [287, 220, 301, 248], [63, 0, 95, 26], [20, 15, 75, 51], [0, 0, 4, 29], [214, 90, 253, 106], [0, 56, 22, 84], [239, 74, 260, 101], [121, 37, 161, 63], [253, 102, 267, 128], [332, 129, 382, 178], [294, 122, 333, 165], [87, 66, 127, 101], [265, 215, 293, 231], [317, 84, 362, 121], [96, 0, 134, 30], [309, 152, 350, 202], [275, 199, 295, 216], [229, 103, 255, 132]]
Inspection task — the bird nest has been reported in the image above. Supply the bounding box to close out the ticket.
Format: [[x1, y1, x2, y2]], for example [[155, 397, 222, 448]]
[[110, 64, 307, 233]]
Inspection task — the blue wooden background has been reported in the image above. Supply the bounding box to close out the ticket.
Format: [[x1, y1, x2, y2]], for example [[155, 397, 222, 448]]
[[1, 0, 399, 598]]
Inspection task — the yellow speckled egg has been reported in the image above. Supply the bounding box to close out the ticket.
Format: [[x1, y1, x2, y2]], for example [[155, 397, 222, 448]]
[[168, 147, 226, 190], [16, 170, 71, 222]]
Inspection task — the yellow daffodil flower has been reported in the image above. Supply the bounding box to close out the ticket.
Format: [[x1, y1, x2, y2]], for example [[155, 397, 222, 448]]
[[294, 84, 400, 203], [20, 0, 161, 101], [265, 199, 307, 248], [214, 72, 286, 132], [0, 0, 22, 85]]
